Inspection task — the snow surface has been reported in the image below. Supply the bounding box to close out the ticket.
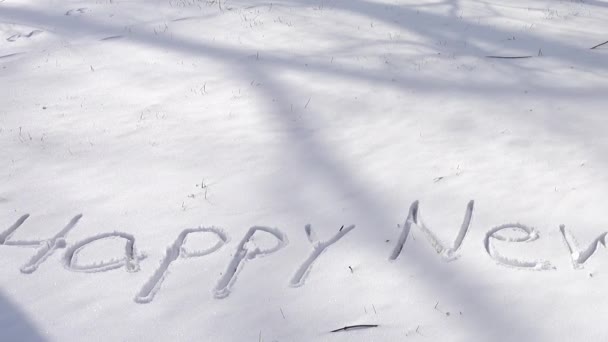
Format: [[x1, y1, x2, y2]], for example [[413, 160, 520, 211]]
[[1, 0, 608, 340]]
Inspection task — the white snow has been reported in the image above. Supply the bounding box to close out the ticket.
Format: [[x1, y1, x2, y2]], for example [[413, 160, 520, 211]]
[[1, 0, 608, 340]]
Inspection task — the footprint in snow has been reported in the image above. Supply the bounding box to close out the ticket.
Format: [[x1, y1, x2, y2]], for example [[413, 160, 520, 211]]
[[6, 30, 43, 42], [65, 8, 87, 16]]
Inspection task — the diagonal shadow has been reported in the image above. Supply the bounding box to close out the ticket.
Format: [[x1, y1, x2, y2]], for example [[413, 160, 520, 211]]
[[243, 61, 545, 341], [0, 3, 606, 100], [0, 291, 46, 342], [244, 0, 608, 69]]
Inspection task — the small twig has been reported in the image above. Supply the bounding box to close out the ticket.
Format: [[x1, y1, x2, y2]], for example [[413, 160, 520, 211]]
[[434, 301, 451, 316], [486, 55, 533, 59], [280, 308, 286, 319], [330, 324, 379, 333], [406, 325, 423, 337], [591, 40, 608, 50]]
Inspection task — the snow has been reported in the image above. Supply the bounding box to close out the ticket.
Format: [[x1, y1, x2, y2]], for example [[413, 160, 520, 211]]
[[1, 0, 608, 340]]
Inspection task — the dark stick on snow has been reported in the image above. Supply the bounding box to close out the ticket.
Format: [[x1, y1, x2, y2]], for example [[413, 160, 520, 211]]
[[330, 324, 379, 333], [485, 55, 533, 59], [590, 40, 608, 50]]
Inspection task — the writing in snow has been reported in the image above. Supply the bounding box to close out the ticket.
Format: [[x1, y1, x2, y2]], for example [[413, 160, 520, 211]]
[[0, 200, 603, 303]]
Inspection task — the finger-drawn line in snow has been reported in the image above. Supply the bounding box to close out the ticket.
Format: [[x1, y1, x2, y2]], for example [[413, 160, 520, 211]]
[[484, 223, 554, 270], [20, 214, 83, 274], [290, 224, 355, 287], [65, 8, 87, 16], [214, 226, 287, 299], [390, 200, 474, 261], [1, 213, 84, 273], [0, 214, 33, 245], [559, 224, 607, 269], [6, 30, 43, 42], [63, 232, 147, 273], [134, 227, 228, 304], [389, 201, 418, 260]]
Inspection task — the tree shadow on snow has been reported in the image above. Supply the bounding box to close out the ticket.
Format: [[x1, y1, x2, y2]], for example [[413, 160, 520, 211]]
[[0, 292, 46, 342]]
